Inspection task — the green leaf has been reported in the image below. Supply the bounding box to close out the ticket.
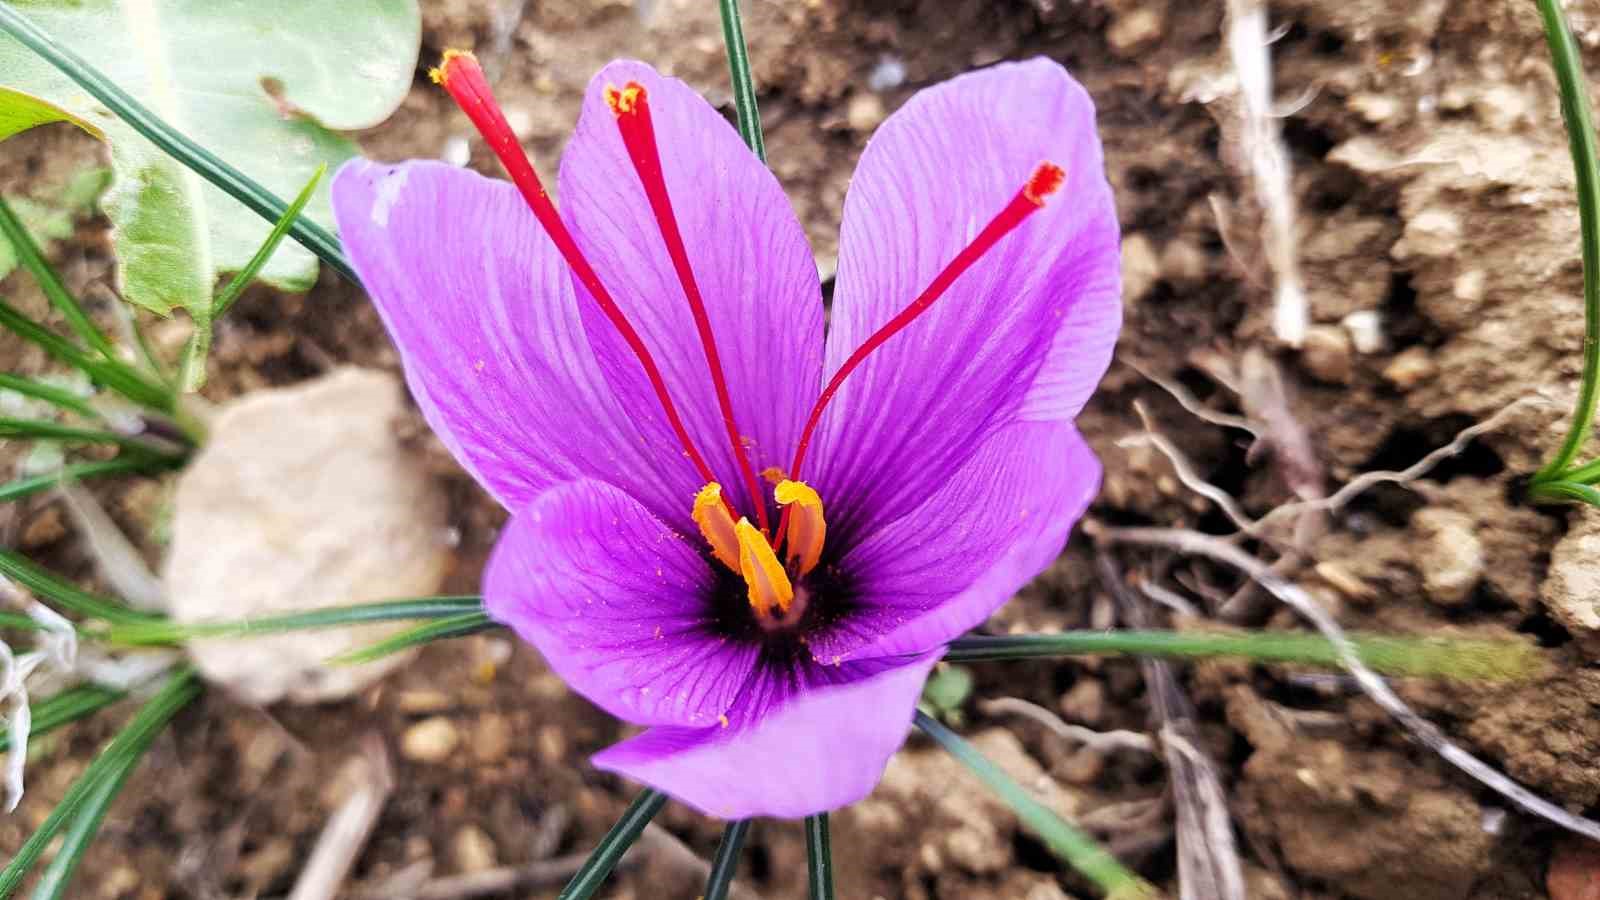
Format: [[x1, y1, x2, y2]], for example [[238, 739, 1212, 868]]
[[717, 0, 765, 162], [557, 789, 668, 900], [704, 820, 751, 900], [27, 743, 134, 900], [0, 456, 180, 504], [0, 83, 97, 140], [805, 813, 834, 900], [915, 711, 1157, 899], [0, 0, 419, 314], [0, 193, 114, 357], [0, 668, 198, 899], [0, 372, 97, 419], [0, 295, 171, 411], [0, 166, 108, 281], [100, 595, 485, 646], [329, 610, 497, 665], [919, 663, 974, 720], [0, 416, 182, 459], [0, 548, 159, 625]]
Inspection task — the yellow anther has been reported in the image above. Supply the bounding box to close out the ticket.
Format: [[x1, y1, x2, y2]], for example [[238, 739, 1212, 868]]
[[775, 480, 826, 576], [692, 482, 740, 571], [760, 466, 786, 485], [736, 517, 793, 618], [428, 48, 476, 85]]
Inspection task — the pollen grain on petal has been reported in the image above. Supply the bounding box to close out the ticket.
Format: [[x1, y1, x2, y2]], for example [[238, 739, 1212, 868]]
[[692, 482, 741, 571], [1023, 161, 1066, 206], [774, 480, 826, 576], [736, 517, 794, 617]]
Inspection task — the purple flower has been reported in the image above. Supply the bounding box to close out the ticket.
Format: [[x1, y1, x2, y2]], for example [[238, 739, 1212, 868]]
[[330, 52, 1120, 819]]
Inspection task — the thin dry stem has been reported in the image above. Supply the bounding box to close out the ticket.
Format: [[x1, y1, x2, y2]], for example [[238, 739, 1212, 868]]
[[287, 736, 395, 900], [1095, 524, 1600, 842], [979, 697, 1156, 755]]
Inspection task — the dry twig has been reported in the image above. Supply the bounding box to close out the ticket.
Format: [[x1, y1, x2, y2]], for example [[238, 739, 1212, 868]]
[[978, 697, 1156, 755], [286, 735, 394, 900]]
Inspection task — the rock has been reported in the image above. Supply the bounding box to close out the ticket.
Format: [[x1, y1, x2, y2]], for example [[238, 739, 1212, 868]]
[[1542, 515, 1600, 641], [1342, 310, 1386, 354], [1121, 233, 1161, 305], [1411, 509, 1483, 606], [472, 714, 513, 764], [844, 92, 886, 132], [1392, 207, 1462, 260], [1058, 678, 1105, 726], [1301, 325, 1355, 384], [1107, 8, 1163, 54], [164, 367, 451, 704], [1382, 347, 1437, 389], [402, 716, 460, 763], [1160, 237, 1207, 283], [452, 824, 499, 873]]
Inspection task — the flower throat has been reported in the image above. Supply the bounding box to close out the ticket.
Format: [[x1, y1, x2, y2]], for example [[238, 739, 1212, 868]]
[[430, 51, 1064, 628]]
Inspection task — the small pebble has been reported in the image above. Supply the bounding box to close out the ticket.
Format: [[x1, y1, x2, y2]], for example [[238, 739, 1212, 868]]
[[1382, 347, 1437, 389], [473, 714, 513, 764], [397, 689, 454, 714], [1342, 310, 1386, 354], [1300, 325, 1354, 384], [452, 824, 499, 873], [1412, 509, 1483, 606], [1120, 234, 1160, 305], [846, 93, 886, 132], [402, 717, 460, 763], [1107, 8, 1163, 54]]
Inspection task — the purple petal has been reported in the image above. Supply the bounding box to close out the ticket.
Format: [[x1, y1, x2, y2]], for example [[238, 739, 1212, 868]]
[[810, 421, 1100, 663], [484, 479, 758, 728], [810, 58, 1120, 534], [559, 60, 823, 515], [331, 159, 703, 526], [592, 651, 940, 819]]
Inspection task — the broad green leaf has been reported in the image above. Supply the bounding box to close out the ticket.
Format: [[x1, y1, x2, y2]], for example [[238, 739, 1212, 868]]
[[0, 83, 96, 139], [0, 0, 419, 314]]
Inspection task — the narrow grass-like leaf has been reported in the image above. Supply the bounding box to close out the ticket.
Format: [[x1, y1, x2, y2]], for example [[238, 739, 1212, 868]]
[[704, 819, 751, 900], [0, 373, 96, 419], [26, 743, 134, 900], [0, 612, 43, 632], [1532, 0, 1600, 489], [0, 685, 124, 755], [0, 456, 180, 504], [717, 0, 766, 162], [0, 417, 181, 459], [557, 789, 668, 900], [0, 297, 169, 412], [100, 595, 486, 646], [329, 611, 497, 665], [1529, 479, 1600, 506], [944, 629, 1542, 680], [805, 813, 834, 900], [178, 164, 327, 392], [0, 195, 114, 360], [0, 668, 198, 899], [915, 711, 1156, 899], [0, 5, 359, 288], [0, 548, 158, 625]]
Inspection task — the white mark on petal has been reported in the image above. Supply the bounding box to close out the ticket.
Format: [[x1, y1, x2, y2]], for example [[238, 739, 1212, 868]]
[[371, 167, 410, 228]]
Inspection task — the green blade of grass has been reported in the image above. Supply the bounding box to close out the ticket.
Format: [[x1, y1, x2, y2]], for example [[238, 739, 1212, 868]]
[[805, 813, 834, 900], [0, 548, 159, 625], [100, 595, 486, 646], [0, 456, 181, 504], [557, 789, 668, 900], [0, 4, 357, 288], [1528, 479, 1600, 505], [1532, 0, 1600, 487], [0, 416, 182, 459], [717, 0, 766, 162], [328, 611, 497, 665], [943, 629, 1541, 680], [0, 685, 125, 755], [704, 819, 751, 900], [0, 668, 199, 899], [0, 297, 170, 412], [0, 195, 115, 360], [0, 373, 97, 419], [178, 164, 327, 392], [26, 742, 135, 900], [914, 711, 1156, 899]]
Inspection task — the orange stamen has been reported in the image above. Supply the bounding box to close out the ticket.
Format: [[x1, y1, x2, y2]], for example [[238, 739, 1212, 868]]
[[775, 161, 1066, 546], [431, 51, 726, 510], [608, 81, 771, 533]]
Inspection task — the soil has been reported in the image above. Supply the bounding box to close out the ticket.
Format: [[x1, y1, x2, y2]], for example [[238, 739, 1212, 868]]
[[4, 0, 1600, 897]]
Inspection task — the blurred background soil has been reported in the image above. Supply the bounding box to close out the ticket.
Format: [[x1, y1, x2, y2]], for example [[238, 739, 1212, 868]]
[[5, 0, 1600, 897]]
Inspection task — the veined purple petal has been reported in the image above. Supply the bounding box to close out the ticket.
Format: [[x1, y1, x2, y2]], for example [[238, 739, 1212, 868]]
[[593, 651, 940, 819], [810, 421, 1100, 664], [331, 159, 703, 526], [484, 479, 758, 728], [810, 58, 1120, 535], [559, 60, 823, 516]]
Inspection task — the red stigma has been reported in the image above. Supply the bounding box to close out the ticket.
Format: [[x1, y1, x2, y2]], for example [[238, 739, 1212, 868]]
[[608, 80, 771, 533], [775, 160, 1065, 546], [432, 52, 726, 508]]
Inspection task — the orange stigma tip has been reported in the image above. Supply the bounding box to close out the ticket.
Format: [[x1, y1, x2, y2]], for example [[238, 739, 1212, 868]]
[[428, 48, 477, 86], [1023, 161, 1066, 206], [604, 82, 646, 116]]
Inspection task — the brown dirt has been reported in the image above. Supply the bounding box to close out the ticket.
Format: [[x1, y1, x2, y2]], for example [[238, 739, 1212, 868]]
[[5, 0, 1600, 897]]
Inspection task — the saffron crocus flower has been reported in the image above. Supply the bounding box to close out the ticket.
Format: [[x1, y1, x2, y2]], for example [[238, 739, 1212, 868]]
[[330, 51, 1120, 819]]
